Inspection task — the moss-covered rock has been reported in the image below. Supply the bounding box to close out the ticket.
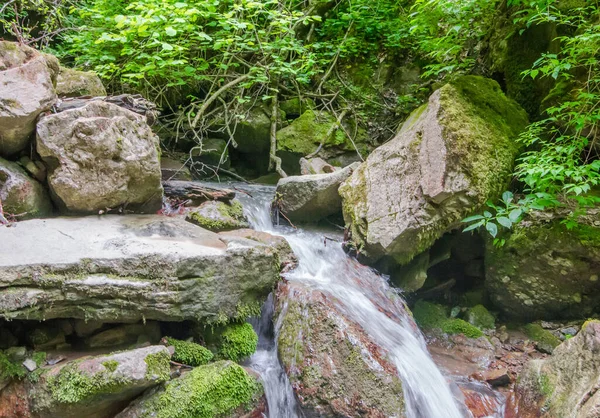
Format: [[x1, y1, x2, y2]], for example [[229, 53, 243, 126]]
[[485, 214, 600, 320], [340, 76, 528, 265], [164, 337, 213, 366], [514, 320, 600, 416], [56, 66, 107, 98], [218, 323, 258, 362], [30, 345, 171, 418], [190, 138, 230, 170], [523, 323, 561, 354], [279, 97, 315, 119], [185, 200, 249, 232], [466, 305, 496, 330], [115, 361, 261, 418], [412, 300, 484, 338], [0, 157, 53, 219]]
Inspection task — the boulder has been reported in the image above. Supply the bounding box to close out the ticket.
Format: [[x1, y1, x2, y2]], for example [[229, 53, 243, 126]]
[[276, 282, 406, 417], [274, 162, 359, 222], [186, 200, 249, 232], [29, 345, 171, 418], [513, 320, 600, 417], [0, 41, 57, 157], [115, 361, 263, 418], [0, 157, 53, 219], [55, 67, 107, 98], [85, 322, 161, 348], [36, 101, 163, 214], [339, 76, 528, 265], [0, 215, 288, 323], [485, 215, 600, 320], [299, 157, 337, 175], [191, 137, 230, 169], [160, 157, 192, 181]]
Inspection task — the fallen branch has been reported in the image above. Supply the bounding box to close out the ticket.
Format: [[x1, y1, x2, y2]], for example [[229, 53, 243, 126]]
[[269, 85, 287, 178]]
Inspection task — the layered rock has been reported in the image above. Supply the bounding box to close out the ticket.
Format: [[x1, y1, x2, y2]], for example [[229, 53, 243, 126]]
[[55, 67, 107, 98], [486, 215, 600, 320], [513, 320, 600, 417], [115, 361, 263, 418], [0, 215, 287, 323], [36, 101, 163, 213], [28, 345, 171, 418], [0, 157, 52, 219], [339, 76, 528, 264], [0, 41, 57, 157], [274, 162, 359, 222], [276, 282, 406, 417]]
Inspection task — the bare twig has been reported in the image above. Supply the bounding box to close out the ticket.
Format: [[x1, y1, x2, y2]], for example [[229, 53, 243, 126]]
[[269, 83, 287, 178]]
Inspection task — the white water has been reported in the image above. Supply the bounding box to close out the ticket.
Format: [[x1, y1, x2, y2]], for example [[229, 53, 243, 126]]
[[237, 183, 468, 418]]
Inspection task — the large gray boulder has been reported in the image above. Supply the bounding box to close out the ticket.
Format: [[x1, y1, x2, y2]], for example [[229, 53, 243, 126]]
[[274, 162, 359, 222], [56, 66, 107, 98], [29, 345, 171, 418], [0, 215, 288, 323], [339, 76, 528, 264], [276, 281, 406, 417], [513, 320, 600, 417], [0, 157, 53, 219], [36, 101, 163, 214], [0, 41, 57, 157]]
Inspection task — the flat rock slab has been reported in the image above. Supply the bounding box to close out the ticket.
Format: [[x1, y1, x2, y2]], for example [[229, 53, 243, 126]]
[[0, 215, 286, 323]]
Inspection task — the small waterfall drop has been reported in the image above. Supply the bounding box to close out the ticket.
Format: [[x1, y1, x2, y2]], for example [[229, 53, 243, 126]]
[[236, 183, 468, 418]]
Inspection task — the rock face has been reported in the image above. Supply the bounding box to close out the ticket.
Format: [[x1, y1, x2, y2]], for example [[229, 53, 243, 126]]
[[0, 41, 57, 157], [276, 282, 406, 417], [275, 162, 359, 222], [36, 101, 163, 213], [115, 361, 262, 418], [0, 215, 287, 323], [486, 216, 600, 320], [513, 320, 600, 417], [29, 345, 171, 418], [339, 76, 528, 264], [186, 200, 249, 232], [55, 67, 107, 98], [0, 157, 52, 219]]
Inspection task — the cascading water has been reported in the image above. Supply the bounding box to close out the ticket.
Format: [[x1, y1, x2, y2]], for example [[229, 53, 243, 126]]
[[236, 183, 469, 418]]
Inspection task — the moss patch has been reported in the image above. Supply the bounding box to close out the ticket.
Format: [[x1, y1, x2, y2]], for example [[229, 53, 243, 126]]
[[466, 305, 495, 330], [524, 323, 561, 353], [144, 351, 171, 381], [102, 360, 119, 373], [413, 300, 484, 338], [0, 351, 27, 381], [218, 323, 258, 362], [164, 337, 213, 367]]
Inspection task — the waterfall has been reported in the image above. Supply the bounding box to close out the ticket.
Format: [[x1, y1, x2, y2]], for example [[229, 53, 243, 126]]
[[236, 183, 468, 418]]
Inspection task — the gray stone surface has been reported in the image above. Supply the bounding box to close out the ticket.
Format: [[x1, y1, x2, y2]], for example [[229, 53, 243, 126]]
[[0, 157, 53, 219], [56, 66, 107, 98], [0, 41, 57, 157], [36, 101, 163, 214], [0, 215, 287, 322]]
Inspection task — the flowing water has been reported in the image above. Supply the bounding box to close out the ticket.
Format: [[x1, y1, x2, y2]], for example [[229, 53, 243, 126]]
[[234, 183, 470, 418]]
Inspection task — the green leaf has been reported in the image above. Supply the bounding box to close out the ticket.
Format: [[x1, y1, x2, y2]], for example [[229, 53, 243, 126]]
[[486, 222, 498, 238], [463, 220, 484, 232], [165, 27, 177, 36], [483, 211, 493, 218], [508, 209, 522, 222], [502, 191, 514, 204], [462, 215, 485, 223], [497, 216, 512, 229]]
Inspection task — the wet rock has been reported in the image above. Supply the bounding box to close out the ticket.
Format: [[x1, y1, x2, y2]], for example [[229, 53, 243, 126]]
[[162, 180, 235, 206], [85, 322, 161, 348], [276, 281, 406, 417], [339, 76, 528, 264], [466, 305, 495, 331], [0, 157, 53, 219], [472, 369, 511, 387], [274, 162, 360, 222], [29, 345, 171, 418], [514, 320, 600, 417], [0, 381, 31, 418], [524, 323, 561, 354], [36, 101, 163, 214], [115, 361, 263, 418], [185, 200, 249, 232], [0, 215, 285, 323], [160, 157, 192, 181], [485, 213, 600, 320], [0, 41, 57, 157], [55, 67, 106, 98], [299, 157, 337, 175]]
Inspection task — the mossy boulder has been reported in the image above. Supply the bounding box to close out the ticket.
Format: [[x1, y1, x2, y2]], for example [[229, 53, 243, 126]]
[[276, 281, 406, 417], [190, 138, 230, 170], [115, 361, 262, 418], [218, 323, 258, 362], [0, 157, 53, 219], [339, 76, 528, 265], [485, 214, 600, 320], [164, 337, 213, 366], [412, 300, 484, 338], [0, 41, 57, 157], [279, 97, 315, 119], [523, 323, 561, 354], [466, 305, 495, 331], [514, 320, 600, 416], [55, 66, 107, 98], [29, 345, 171, 418], [186, 200, 249, 232]]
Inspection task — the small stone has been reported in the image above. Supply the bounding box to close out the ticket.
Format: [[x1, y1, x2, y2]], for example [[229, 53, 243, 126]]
[[560, 327, 578, 336], [22, 358, 37, 372]]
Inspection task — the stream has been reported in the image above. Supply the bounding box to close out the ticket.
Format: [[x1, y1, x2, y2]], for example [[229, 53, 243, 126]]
[[232, 182, 482, 418]]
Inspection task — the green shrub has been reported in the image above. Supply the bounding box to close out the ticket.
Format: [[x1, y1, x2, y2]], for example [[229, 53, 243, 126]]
[[218, 323, 258, 362], [165, 337, 213, 367]]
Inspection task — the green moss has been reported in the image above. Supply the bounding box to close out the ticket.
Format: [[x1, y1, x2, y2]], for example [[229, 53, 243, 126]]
[[441, 319, 484, 338], [0, 351, 27, 381], [186, 201, 247, 232], [164, 337, 213, 367], [144, 351, 171, 382], [234, 302, 262, 322], [412, 300, 448, 330], [575, 224, 600, 247], [538, 373, 554, 397], [466, 305, 495, 330], [524, 323, 561, 350], [33, 351, 47, 367], [146, 361, 258, 418], [219, 323, 258, 362], [102, 360, 119, 373]]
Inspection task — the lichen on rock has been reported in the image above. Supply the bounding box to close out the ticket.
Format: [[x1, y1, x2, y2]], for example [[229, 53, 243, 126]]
[[186, 200, 249, 232]]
